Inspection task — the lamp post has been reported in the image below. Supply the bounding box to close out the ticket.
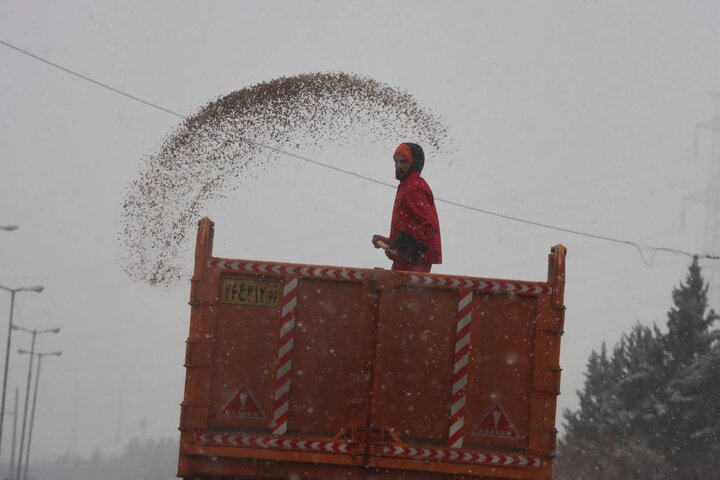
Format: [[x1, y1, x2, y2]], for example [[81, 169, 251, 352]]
[[0, 226, 18, 231], [13, 326, 59, 480], [9, 388, 18, 480], [18, 349, 61, 480], [0, 285, 43, 456]]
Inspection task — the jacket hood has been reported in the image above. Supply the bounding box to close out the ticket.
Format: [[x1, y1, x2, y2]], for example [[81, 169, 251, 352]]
[[395, 143, 425, 173]]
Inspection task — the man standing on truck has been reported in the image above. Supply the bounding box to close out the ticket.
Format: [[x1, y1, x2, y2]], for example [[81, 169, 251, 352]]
[[372, 142, 442, 272]]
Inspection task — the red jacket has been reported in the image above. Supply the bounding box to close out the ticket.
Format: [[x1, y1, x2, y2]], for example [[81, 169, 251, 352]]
[[389, 171, 442, 269]]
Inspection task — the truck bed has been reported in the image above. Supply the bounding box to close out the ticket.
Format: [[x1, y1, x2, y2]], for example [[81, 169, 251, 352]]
[[178, 218, 566, 480]]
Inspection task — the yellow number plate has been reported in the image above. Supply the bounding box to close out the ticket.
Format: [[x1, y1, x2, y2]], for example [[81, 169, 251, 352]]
[[221, 277, 281, 307]]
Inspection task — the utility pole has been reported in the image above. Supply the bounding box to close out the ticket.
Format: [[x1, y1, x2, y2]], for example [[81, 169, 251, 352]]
[[21, 350, 61, 480], [10, 388, 18, 480], [13, 326, 60, 480], [5, 388, 18, 480], [0, 285, 43, 456], [687, 90, 720, 310]]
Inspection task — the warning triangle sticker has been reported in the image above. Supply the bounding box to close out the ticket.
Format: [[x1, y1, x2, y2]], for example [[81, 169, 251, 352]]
[[220, 385, 265, 418], [472, 404, 518, 439]]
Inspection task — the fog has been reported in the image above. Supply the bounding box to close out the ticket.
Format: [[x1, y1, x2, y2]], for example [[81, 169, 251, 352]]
[[0, 0, 719, 477]]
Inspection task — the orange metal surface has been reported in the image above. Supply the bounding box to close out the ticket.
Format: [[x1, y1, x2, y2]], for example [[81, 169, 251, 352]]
[[178, 218, 566, 480]]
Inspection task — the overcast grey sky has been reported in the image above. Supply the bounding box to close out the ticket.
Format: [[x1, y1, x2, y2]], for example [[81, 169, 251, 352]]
[[1, 0, 719, 462]]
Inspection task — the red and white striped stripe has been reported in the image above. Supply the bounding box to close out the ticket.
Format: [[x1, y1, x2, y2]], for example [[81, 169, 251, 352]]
[[382, 445, 541, 468], [207, 259, 549, 295], [448, 289, 473, 448], [270, 277, 299, 436], [208, 259, 364, 282], [193, 431, 350, 453], [407, 274, 551, 296], [191, 432, 541, 467]]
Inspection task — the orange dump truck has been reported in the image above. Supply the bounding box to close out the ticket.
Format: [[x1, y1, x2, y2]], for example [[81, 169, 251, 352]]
[[178, 218, 566, 480]]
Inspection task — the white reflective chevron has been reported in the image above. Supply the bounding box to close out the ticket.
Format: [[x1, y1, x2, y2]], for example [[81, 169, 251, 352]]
[[457, 293, 473, 312], [452, 352, 469, 374], [276, 356, 293, 378], [280, 294, 297, 317], [449, 417, 464, 438], [272, 395, 289, 416], [449, 396, 465, 416], [451, 376, 467, 395], [278, 339, 294, 360]]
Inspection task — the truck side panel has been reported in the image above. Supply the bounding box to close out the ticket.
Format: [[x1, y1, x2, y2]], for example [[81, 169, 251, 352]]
[[178, 218, 566, 480]]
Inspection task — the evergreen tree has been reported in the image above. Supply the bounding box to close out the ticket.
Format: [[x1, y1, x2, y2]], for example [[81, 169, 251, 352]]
[[664, 257, 717, 367], [557, 258, 719, 480], [658, 257, 719, 475], [558, 346, 617, 479], [557, 327, 668, 480]]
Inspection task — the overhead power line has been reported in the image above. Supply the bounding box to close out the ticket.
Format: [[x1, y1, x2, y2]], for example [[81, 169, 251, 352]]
[[2, 38, 718, 264], [0, 40, 185, 118]]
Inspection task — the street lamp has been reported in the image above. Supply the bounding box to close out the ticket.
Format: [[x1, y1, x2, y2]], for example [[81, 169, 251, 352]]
[[17, 349, 61, 480], [0, 285, 43, 456], [7, 388, 18, 480], [0, 226, 18, 231], [13, 325, 59, 480]]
